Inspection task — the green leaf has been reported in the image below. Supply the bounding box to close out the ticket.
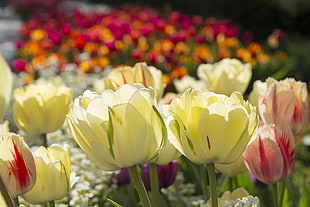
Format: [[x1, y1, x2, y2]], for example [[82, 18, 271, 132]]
[[107, 199, 123, 207]]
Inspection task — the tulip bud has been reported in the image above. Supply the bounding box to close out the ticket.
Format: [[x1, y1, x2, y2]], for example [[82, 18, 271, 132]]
[[243, 124, 295, 184], [141, 161, 178, 190], [13, 78, 73, 135], [22, 144, 75, 204], [98, 62, 165, 100], [197, 58, 252, 95], [259, 77, 309, 139], [0, 133, 36, 198], [0, 54, 13, 122]]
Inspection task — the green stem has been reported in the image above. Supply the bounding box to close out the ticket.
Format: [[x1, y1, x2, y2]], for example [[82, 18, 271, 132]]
[[41, 133, 48, 147], [149, 163, 160, 207], [14, 197, 19, 207], [206, 163, 218, 207], [278, 181, 285, 207], [0, 176, 15, 207], [228, 177, 233, 192], [200, 164, 209, 202], [128, 165, 151, 207], [49, 201, 55, 207], [271, 183, 279, 207]]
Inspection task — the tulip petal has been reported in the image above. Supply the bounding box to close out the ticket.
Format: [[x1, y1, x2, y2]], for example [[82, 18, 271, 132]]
[[109, 104, 159, 167], [244, 137, 284, 184]]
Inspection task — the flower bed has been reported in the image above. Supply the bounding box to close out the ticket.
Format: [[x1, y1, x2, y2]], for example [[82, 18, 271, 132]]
[[0, 2, 309, 207]]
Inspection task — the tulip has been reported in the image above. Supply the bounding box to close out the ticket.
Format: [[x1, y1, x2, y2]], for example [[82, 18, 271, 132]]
[[259, 77, 309, 139], [13, 78, 73, 136], [248, 80, 267, 113], [22, 144, 74, 204], [100, 62, 165, 100], [0, 54, 13, 122], [168, 89, 258, 206], [174, 75, 206, 93], [116, 168, 131, 187], [197, 58, 252, 95], [243, 124, 295, 184], [0, 133, 36, 198], [66, 84, 167, 171], [141, 161, 178, 190], [203, 187, 260, 207], [168, 89, 258, 165]]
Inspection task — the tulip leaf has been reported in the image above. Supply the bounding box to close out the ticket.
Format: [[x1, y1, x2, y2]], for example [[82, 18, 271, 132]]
[[107, 199, 123, 207]]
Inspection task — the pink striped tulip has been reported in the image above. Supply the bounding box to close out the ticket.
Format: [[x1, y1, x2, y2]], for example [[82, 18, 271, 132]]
[[259, 77, 309, 140], [243, 124, 295, 184], [0, 133, 36, 198]]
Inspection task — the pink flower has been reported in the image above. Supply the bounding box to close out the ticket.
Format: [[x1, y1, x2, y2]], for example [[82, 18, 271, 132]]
[[12, 59, 27, 72], [243, 124, 295, 184], [0, 133, 36, 198], [259, 78, 309, 139]]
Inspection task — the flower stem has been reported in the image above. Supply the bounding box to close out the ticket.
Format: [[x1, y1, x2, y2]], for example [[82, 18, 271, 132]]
[[41, 133, 48, 147], [227, 177, 234, 192], [278, 181, 285, 207], [49, 201, 55, 207], [149, 163, 160, 207], [200, 164, 209, 202], [0, 176, 15, 207], [271, 183, 279, 207], [128, 165, 151, 207], [206, 163, 218, 207], [14, 197, 19, 207]]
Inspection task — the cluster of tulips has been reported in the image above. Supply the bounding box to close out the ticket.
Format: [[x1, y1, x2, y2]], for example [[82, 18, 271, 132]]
[[12, 4, 287, 88], [0, 47, 309, 207]]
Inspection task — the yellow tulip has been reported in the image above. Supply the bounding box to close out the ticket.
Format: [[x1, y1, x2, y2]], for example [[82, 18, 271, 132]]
[[0, 133, 36, 198], [67, 84, 167, 170], [22, 144, 74, 204], [98, 62, 165, 100], [168, 89, 258, 164], [197, 58, 252, 95], [204, 187, 260, 207], [173, 75, 205, 93], [248, 80, 267, 114], [0, 54, 13, 122], [13, 78, 73, 135]]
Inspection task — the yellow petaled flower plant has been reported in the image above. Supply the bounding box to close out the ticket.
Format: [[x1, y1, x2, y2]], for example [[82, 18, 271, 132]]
[[22, 144, 76, 205], [13, 78, 73, 142], [168, 89, 259, 206], [67, 84, 167, 207]]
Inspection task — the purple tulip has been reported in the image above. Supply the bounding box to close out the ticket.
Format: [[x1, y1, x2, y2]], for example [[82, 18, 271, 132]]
[[141, 160, 178, 191]]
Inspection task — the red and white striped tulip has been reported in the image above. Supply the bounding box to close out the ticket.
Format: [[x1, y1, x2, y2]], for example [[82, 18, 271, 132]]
[[259, 77, 309, 140], [0, 133, 36, 198], [243, 123, 295, 184]]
